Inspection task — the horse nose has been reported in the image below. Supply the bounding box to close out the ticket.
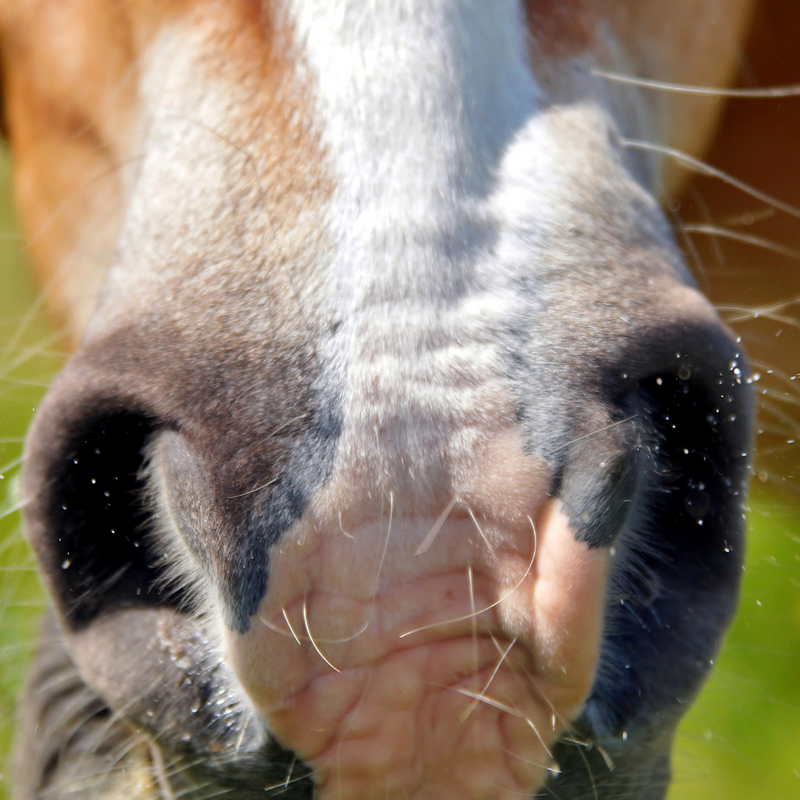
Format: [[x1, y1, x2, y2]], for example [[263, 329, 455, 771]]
[[20, 320, 334, 631], [18, 250, 754, 799], [20, 264, 754, 631]]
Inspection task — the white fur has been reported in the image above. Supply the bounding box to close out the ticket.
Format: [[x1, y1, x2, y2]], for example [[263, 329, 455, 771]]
[[287, 0, 541, 494], [285, 0, 658, 502]]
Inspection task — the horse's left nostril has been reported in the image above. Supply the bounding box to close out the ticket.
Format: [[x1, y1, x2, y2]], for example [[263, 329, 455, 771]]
[[543, 304, 754, 552], [627, 322, 753, 545], [527, 304, 755, 795]]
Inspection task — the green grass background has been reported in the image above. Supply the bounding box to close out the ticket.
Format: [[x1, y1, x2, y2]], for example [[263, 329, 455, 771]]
[[0, 145, 60, 796], [0, 144, 798, 799]]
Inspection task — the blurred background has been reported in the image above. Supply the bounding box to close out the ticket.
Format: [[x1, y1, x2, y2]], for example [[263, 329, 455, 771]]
[[0, 146, 62, 796], [2, 2, 800, 798]]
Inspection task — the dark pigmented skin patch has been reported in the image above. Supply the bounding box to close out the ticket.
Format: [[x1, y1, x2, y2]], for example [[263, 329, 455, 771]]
[[15, 610, 315, 800], [19, 316, 339, 794]]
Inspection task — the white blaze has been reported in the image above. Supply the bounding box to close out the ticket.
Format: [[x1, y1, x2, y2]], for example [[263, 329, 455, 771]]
[[286, 0, 557, 498]]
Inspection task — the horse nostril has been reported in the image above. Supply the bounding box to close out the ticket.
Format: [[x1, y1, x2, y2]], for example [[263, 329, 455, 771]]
[[560, 318, 755, 747], [22, 403, 182, 630], [634, 349, 752, 508], [684, 488, 711, 519], [555, 305, 753, 536]]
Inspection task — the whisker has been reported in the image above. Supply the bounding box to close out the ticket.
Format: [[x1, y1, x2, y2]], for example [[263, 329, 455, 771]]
[[522, 668, 563, 740], [552, 416, 636, 454], [415, 495, 457, 555], [756, 397, 800, 439], [759, 387, 800, 409], [719, 294, 800, 325], [227, 476, 278, 499], [723, 207, 775, 227], [0, 453, 25, 475], [467, 506, 495, 556], [684, 224, 800, 260], [265, 413, 312, 439], [524, 715, 555, 762], [0, 327, 63, 380], [621, 138, 800, 220], [0, 245, 70, 364], [723, 310, 800, 328], [596, 745, 615, 772], [497, 745, 562, 775], [682, 184, 726, 272], [0, 500, 26, 521], [754, 420, 799, 439], [593, 68, 800, 98], [260, 607, 371, 646], [371, 489, 394, 594], [460, 637, 517, 723], [338, 510, 355, 539], [573, 738, 601, 800], [282, 607, 303, 645], [670, 206, 709, 288], [468, 564, 479, 697], [258, 615, 298, 640], [302, 596, 341, 673], [259, 763, 323, 794], [749, 360, 800, 393], [400, 516, 538, 639], [24, 155, 146, 257], [282, 753, 297, 789], [149, 740, 179, 800], [453, 687, 519, 715]]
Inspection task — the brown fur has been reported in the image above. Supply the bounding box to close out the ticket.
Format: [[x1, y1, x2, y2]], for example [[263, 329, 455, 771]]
[[524, 0, 597, 58], [0, 0, 329, 345]]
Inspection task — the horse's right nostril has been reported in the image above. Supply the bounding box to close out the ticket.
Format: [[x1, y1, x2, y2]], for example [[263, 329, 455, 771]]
[[627, 321, 753, 536], [22, 399, 182, 630]]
